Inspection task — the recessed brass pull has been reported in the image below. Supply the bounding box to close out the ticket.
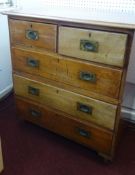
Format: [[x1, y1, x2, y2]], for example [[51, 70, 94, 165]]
[[80, 39, 98, 52], [28, 86, 40, 96], [27, 57, 39, 68], [29, 108, 41, 118], [25, 30, 39, 40], [77, 102, 93, 115], [80, 71, 96, 83], [76, 127, 91, 138]]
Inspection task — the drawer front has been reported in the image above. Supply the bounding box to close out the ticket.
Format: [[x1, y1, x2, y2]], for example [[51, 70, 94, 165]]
[[12, 47, 122, 99], [16, 97, 113, 155], [9, 19, 57, 52], [58, 26, 127, 67], [14, 74, 117, 130]]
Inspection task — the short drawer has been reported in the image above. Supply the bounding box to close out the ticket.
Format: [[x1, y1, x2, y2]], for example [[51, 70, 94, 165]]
[[9, 19, 57, 52], [12, 47, 122, 100], [58, 26, 127, 67], [16, 97, 113, 155], [13, 74, 117, 130]]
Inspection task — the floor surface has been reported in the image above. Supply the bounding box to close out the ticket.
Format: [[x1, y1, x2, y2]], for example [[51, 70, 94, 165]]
[[0, 94, 135, 175]]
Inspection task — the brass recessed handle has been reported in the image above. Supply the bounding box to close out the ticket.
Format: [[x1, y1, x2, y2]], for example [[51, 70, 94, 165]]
[[27, 57, 39, 68], [80, 39, 98, 52], [28, 86, 40, 96], [77, 102, 93, 115], [25, 30, 39, 40], [79, 71, 96, 83], [29, 108, 41, 118], [76, 127, 91, 138]]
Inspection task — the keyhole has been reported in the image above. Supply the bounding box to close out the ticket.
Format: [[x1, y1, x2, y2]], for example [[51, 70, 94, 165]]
[[30, 24, 33, 28], [89, 33, 91, 37]]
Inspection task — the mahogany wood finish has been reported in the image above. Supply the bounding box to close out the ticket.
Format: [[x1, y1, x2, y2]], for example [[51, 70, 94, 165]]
[[7, 12, 134, 161]]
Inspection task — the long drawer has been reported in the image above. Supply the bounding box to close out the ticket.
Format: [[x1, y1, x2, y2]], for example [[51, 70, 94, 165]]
[[16, 97, 113, 155], [9, 19, 57, 52], [58, 26, 127, 67], [13, 74, 117, 130], [12, 47, 122, 99]]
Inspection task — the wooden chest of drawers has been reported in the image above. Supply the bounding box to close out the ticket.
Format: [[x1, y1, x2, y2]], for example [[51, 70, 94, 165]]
[[7, 12, 134, 161]]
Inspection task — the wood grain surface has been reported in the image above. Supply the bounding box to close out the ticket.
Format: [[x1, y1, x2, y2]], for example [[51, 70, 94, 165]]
[[9, 19, 57, 52], [16, 97, 113, 155], [13, 74, 117, 130], [59, 26, 127, 67], [7, 14, 134, 161], [12, 47, 122, 100]]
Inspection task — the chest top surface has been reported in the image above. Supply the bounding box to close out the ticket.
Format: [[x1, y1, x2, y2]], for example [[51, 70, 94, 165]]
[[3, 8, 135, 30]]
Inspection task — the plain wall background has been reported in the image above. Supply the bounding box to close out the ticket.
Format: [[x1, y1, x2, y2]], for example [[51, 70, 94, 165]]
[[0, 13, 12, 97], [126, 34, 135, 83]]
